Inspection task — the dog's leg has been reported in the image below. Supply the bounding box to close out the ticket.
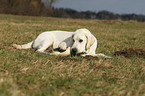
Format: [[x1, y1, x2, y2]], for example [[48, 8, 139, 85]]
[[35, 47, 48, 53], [35, 39, 54, 53], [81, 53, 112, 58], [12, 41, 33, 49], [94, 53, 112, 58]]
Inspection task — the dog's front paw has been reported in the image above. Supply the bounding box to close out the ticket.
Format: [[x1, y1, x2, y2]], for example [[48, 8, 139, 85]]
[[11, 44, 21, 49]]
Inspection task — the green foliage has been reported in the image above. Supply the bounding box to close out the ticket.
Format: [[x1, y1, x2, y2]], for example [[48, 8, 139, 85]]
[[0, 14, 145, 96]]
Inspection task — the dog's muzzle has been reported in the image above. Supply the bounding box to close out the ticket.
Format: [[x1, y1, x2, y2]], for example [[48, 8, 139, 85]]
[[71, 48, 87, 56], [71, 48, 77, 56]]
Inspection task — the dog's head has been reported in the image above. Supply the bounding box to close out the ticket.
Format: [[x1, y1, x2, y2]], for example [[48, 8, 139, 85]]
[[71, 28, 96, 56]]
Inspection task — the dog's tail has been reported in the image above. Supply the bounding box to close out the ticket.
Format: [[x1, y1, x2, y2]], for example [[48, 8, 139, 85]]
[[12, 41, 33, 49]]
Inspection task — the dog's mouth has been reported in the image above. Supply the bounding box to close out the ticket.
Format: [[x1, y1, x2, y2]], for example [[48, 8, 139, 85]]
[[71, 52, 87, 56], [71, 48, 87, 56]]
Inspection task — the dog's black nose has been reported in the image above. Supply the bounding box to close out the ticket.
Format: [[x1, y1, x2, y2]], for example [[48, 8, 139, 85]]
[[72, 48, 77, 53], [71, 48, 77, 56]]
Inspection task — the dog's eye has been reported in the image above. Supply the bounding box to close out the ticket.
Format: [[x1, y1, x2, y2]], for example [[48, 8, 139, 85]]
[[73, 39, 75, 42], [79, 39, 83, 43]]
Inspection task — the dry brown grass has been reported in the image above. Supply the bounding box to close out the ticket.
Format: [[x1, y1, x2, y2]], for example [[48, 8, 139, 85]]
[[0, 14, 145, 96]]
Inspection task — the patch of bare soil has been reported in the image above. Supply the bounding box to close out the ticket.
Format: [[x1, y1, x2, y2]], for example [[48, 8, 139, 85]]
[[114, 48, 145, 58]]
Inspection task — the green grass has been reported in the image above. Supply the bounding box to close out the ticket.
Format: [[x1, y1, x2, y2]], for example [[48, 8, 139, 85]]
[[0, 14, 145, 96]]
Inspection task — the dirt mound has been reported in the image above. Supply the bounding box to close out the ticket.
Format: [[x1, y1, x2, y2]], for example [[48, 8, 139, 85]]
[[114, 48, 145, 58]]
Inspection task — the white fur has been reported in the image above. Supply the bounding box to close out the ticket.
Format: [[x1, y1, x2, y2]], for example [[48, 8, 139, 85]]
[[72, 29, 97, 55], [12, 28, 111, 58]]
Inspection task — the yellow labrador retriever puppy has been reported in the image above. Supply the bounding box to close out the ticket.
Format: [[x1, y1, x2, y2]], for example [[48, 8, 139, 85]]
[[12, 28, 111, 58]]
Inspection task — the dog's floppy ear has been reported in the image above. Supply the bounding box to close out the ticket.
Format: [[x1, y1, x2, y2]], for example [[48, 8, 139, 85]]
[[83, 29, 95, 50], [86, 32, 95, 50]]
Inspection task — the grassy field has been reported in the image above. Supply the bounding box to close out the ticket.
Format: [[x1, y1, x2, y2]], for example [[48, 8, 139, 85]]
[[0, 14, 145, 96]]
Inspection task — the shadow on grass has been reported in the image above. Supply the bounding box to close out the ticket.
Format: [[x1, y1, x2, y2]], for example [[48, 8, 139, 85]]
[[56, 55, 99, 62]]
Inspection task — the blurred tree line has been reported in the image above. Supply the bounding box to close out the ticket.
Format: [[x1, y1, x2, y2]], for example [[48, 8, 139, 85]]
[[0, 0, 54, 16], [0, 0, 145, 22]]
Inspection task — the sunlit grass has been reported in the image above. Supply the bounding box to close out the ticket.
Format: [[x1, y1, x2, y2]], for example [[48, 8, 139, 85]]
[[0, 14, 145, 96]]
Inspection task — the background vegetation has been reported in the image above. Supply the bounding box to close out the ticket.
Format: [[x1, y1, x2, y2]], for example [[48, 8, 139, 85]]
[[0, 0, 145, 22], [0, 14, 145, 96]]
